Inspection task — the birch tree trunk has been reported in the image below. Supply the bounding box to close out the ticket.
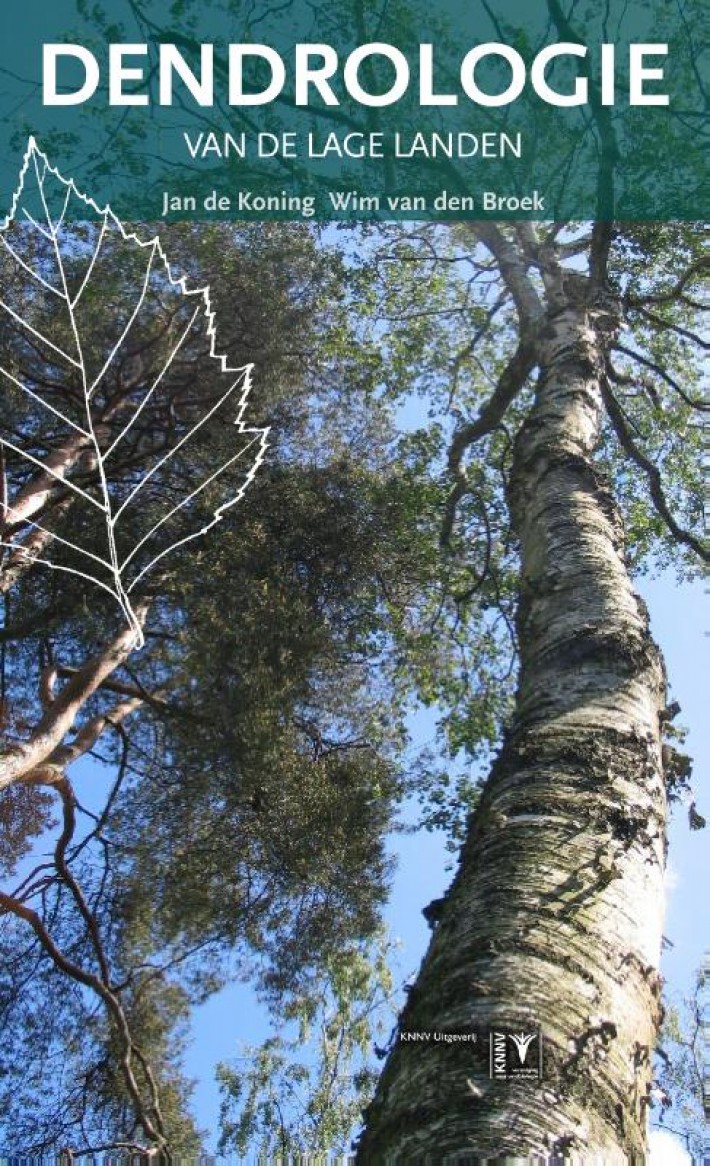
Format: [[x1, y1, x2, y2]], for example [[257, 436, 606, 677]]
[[357, 303, 668, 1162]]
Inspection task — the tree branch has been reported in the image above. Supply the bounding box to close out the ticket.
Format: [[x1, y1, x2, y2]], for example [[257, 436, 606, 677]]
[[631, 305, 710, 351], [624, 255, 710, 307], [0, 886, 168, 1150], [442, 338, 536, 546], [546, 0, 619, 286], [2, 432, 90, 534], [601, 378, 709, 563], [612, 343, 707, 411], [48, 694, 143, 772], [470, 224, 543, 328], [50, 775, 113, 986], [447, 341, 536, 475], [56, 664, 176, 714], [0, 604, 149, 791], [0, 496, 74, 593]]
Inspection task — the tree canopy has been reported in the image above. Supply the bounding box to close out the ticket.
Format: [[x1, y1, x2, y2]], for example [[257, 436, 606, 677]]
[[0, 207, 463, 1151]]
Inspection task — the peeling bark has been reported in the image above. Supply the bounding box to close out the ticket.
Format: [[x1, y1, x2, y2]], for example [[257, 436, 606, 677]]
[[357, 308, 667, 1162]]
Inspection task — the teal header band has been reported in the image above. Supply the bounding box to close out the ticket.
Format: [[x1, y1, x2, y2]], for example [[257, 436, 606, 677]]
[[0, 0, 706, 221]]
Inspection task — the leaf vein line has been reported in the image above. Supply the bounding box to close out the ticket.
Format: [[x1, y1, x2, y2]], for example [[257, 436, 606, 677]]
[[71, 214, 109, 309], [112, 369, 251, 522], [0, 437, 105, 511], [55, 183, 72, 233], [120, 432, 264, 575], [0, 541, 119, 601], [87, 240, 158, 399], [128, 442, 267, 591], [21, 208, 52, 241], [37, 161, 139, 643], [0, 295, 82, 369], [0, 365, 91, 437], [2, 512, 113, 571], [0, 236, 65, 299], [104, 304, 202, 460]]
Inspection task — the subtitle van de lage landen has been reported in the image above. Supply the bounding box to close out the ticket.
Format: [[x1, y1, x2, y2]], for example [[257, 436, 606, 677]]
[[181, 128, 522, 161]]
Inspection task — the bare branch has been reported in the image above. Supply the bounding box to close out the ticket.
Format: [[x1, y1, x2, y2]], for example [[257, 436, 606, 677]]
[[0, 603, 149, 791], [0, 886, 168, 1148], [57, 664, 176, 713], [69, 723, 131, 865], [624, 255, 710, 308], [447, 341, 536, 478], [2, 432, 90, 533], [0, 495, 74, 593], [613, 342, 708, 411], [50, 775, 113, 985], [601, 378, 709, 563], [49, 694, 143, 771], [39, 664, 58, 710], [631, 305, 710, 351], [470, 224, 544, 328]]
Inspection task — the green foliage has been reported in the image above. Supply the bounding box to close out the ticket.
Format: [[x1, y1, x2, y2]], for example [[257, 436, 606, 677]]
[[654, 970, 710, 1156], [599, 224, 708, 579], [0, 220, 475, 1150], [217, 934, 398, 1157], [0, 919, 204, 1154]]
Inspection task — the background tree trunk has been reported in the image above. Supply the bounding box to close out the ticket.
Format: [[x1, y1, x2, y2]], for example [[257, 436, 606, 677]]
[[357, 305, 668, 1162]]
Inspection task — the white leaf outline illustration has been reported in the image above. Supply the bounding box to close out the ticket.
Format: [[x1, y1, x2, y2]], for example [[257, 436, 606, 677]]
[[0, 137, 269, 649]]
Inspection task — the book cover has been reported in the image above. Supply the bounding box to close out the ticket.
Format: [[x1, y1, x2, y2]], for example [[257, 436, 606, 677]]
[[0, 1, 707, 1160]]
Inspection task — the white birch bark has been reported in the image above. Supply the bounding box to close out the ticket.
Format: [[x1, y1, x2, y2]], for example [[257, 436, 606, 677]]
[[357, 305, 668, 1162]]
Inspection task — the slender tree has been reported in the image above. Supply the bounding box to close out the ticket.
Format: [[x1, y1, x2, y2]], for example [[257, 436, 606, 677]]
[[355, 220, 707, 1160]]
